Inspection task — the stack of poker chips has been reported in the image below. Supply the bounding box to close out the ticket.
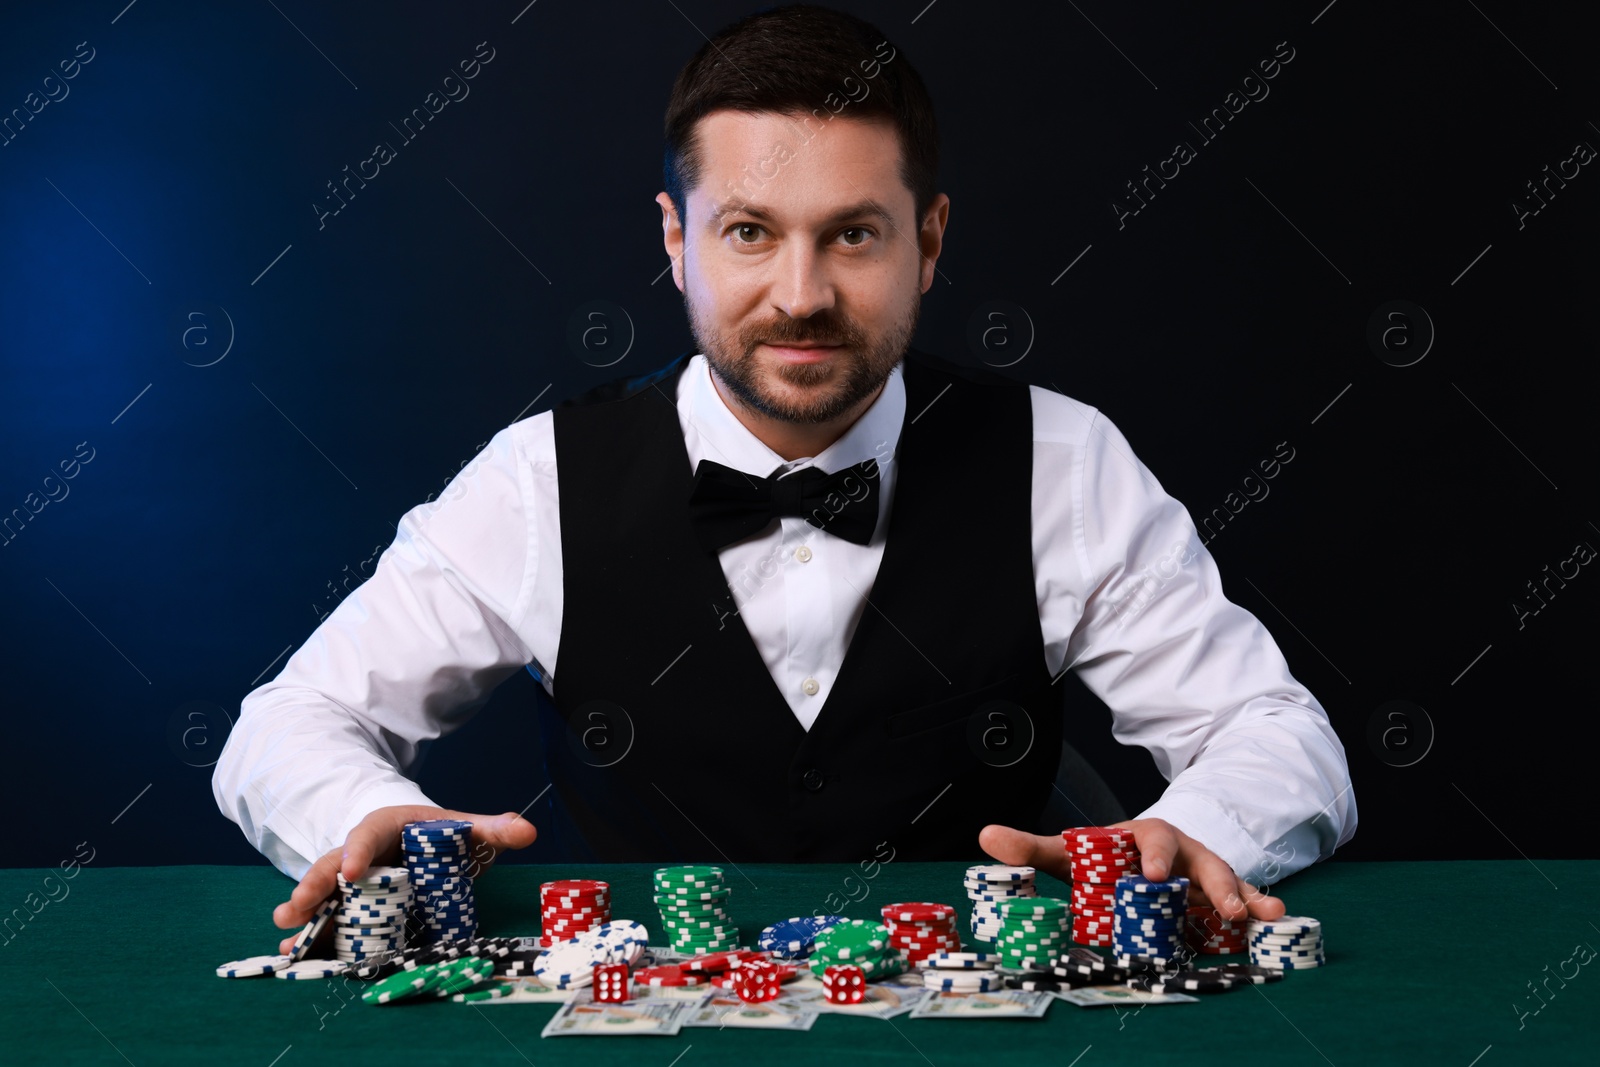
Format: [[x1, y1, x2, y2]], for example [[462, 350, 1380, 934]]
[[540, 879, 610, 947], [1247, 916, 1324, 969], [758, 914, 845, 960], [1111, 874, 1189, 966], [880, 902, 962, 966], [919, 950, 1008, 994], [402, 819, 477, 944], [532, 919, 650, 991], [963, 863, 1038, 945], [1185, 905, 1247, 955], [993, 896, 1071, 969], [1063, 826, 1140, 946], [806, 918, 906, 981], [332, 867, 412, 964], [653, 865, 737, 956]]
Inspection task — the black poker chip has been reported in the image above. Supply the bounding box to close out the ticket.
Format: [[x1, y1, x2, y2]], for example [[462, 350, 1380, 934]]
[[1130, 966, 1255, 994], [1203, 964, 1285, 985]]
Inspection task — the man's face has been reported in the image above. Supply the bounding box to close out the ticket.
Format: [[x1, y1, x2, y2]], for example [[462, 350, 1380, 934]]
[[658, 110, 947, 427]]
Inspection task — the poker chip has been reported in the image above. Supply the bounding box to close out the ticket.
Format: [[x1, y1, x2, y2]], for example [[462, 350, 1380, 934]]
[[331, 867, 414, 964], [540, 879, 612, 947], [633, 964, 707, 987], [1247, 916, 1325, 969], [535, 921, 648, 990], [274, 960, 347, 980], [963, 864, 1038, 945], [1061, 826, 1142, 945], [928, 953, 998, 972], [1132, 967, 1249, 994], [1111, 875, 1189, 964], [361, 967, 430, 1005], [808, 921, 906, 982], [216, 954, 293, 978], [402, 820, 477, 946], [1205, 963, 1286, 985], [654, 866, 738, 953], [923, 970, 1008, 993], [288, 896, 341, 962], [881, 901, 962, 966], [759, 915, 845, 959], [1185, 906, 1248, 954], [452, 984, 513, 1002], [991, 895, 1069, 968]]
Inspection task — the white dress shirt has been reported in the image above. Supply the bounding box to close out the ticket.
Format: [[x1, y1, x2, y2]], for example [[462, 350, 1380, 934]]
[[213, 354, 1356, 883]]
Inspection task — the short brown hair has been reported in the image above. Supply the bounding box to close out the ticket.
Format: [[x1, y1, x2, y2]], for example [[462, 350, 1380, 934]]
[[662, 4, 940, 234]]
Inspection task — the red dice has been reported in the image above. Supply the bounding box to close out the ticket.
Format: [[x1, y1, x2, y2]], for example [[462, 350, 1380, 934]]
[[593, 962, 630, 1002], [822, 964, 866, 1005], [733, 958, 781, 1003]]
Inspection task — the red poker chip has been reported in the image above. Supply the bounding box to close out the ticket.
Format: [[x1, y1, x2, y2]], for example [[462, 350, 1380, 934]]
[[633, 965, 706, 987], [1068, 850, 1137, 863], [1062, 826, 1136, 841], [540, 883, 608, 895], [880, 902, 957, 924], [682, 951, 752, 973]]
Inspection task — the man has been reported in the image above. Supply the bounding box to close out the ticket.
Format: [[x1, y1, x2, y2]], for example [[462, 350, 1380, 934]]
[[214, 5, 1354, 953]]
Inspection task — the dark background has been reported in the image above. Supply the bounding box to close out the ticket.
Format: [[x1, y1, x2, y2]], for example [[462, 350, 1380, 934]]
[[0, 1, 1592, 871]]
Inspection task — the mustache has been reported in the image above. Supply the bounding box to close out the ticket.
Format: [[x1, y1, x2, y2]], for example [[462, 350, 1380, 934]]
[[751, 326, 854, 348]]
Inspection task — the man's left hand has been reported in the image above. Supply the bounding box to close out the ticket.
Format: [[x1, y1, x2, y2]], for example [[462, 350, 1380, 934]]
[[978, 817, 1287, 922]]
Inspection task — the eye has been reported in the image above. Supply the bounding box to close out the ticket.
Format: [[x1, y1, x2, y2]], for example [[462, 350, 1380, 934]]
[[839, 227, 873, 246], [730, 223, 766, 243]]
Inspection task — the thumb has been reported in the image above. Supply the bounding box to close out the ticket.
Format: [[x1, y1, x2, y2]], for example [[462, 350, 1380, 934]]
[[977, 824, 1053, 868], [452, 810, 538, 852]]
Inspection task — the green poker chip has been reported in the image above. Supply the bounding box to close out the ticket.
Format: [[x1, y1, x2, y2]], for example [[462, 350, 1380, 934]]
[[452, 984, 513, 1002], [361, 968, 429, 1005]]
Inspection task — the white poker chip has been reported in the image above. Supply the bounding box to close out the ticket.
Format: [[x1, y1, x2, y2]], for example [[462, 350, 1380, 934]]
[[290, 897, 342, 961], [924, 951, 1002, 970], [217, 954, 294, 978], [275, 960, 347, 980]]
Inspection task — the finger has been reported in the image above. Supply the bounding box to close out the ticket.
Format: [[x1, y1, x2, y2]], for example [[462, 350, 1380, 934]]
[[1115, 819, 1178, 882], [447, 810, 538, 876], [274, 849, 343, 930], [339, 819, 389, 883], [977, 824, 1069, 881], [1239, 879, 1287, 921], [1188, 848, 1250, 921]]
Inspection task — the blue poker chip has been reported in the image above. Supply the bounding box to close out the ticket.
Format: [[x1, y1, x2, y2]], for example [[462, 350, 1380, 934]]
[[757, 915, 843, 958]]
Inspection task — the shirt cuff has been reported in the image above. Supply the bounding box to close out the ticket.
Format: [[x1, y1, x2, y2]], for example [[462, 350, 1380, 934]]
[[1135, 791, 1267, 883]]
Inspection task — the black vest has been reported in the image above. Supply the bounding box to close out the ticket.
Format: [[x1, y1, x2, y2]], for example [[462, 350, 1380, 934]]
[[536, 348, 1061, 862]]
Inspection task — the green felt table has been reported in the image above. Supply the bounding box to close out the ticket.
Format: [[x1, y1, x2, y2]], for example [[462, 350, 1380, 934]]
[[1, 859, 1594, 1065]]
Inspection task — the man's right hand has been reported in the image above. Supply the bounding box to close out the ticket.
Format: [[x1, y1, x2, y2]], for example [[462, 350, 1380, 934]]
[[272, 805, 538, 955]]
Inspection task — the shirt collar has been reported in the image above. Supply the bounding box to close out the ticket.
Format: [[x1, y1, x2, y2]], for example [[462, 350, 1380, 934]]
[[680, 353, 904, 478]]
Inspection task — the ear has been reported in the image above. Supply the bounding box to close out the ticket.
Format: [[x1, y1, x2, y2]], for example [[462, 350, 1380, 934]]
[[656, 192, 687, 292], [918, 193, 950, 293]]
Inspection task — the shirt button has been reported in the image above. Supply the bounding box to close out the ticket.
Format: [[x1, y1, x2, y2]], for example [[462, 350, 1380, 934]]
[[801, 678, 820, 696], [795, 545, 813, 563]]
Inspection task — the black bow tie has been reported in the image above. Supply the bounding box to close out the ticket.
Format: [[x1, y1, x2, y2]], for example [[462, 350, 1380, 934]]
[[687, 457, 881, 553]]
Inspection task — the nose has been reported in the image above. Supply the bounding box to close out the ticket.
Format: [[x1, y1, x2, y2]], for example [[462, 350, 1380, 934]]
[[770, 241, 836, 320]]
